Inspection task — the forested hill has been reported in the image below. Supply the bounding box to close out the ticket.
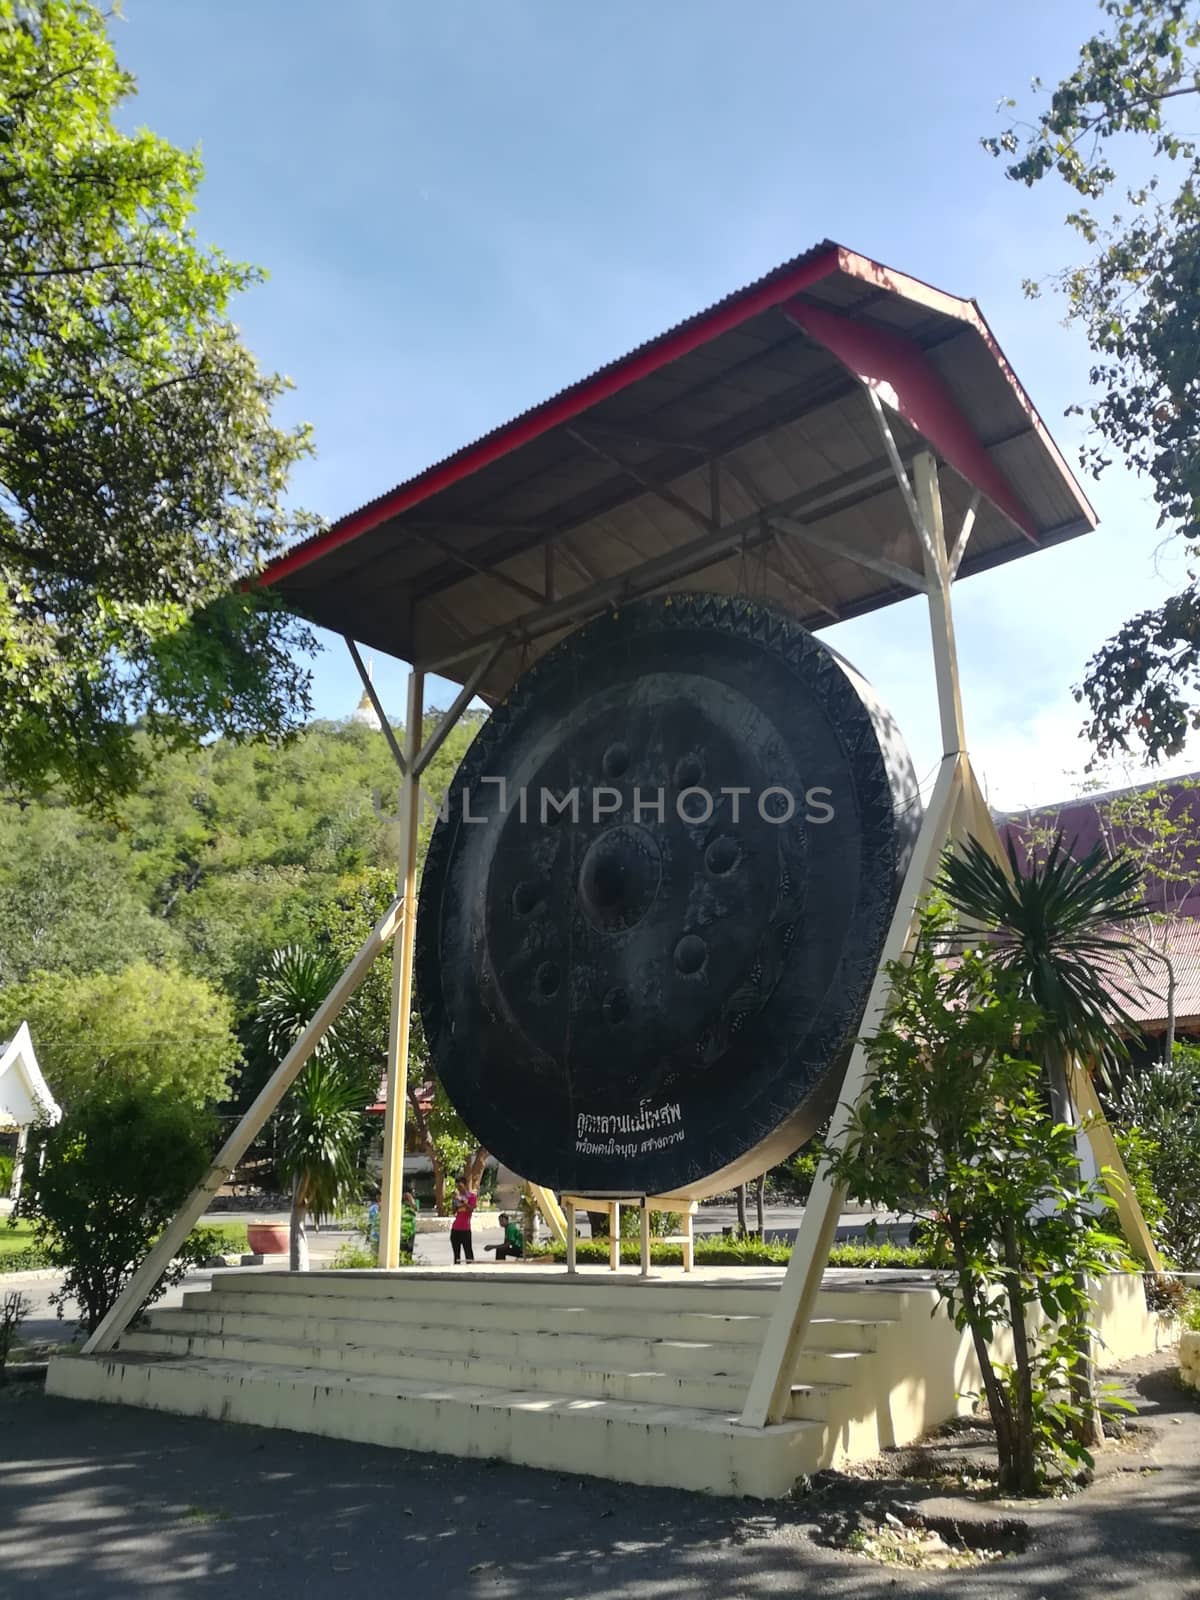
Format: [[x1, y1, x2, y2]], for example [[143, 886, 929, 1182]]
[[0, 714, 483, 1103]]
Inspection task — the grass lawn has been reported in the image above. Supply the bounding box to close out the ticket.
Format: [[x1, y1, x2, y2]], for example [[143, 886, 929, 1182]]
[[0, 1219, 38, 1262], [1, 1217, 249, 1273]]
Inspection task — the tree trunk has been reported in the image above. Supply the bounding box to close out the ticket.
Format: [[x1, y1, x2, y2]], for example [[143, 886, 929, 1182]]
[[949, 1225, 1016, 1487], [1002, 1217, 1038, 1494], [735, 1183, 748, 1237], [755, 1174, 765, 1237], [1069, 1281, 1104, 1450], [1165, 954, 1176, 1063], [466, 1145, 489, 1195], [290, 1178, 310, 1272], [406, 1082, 447, 1213]]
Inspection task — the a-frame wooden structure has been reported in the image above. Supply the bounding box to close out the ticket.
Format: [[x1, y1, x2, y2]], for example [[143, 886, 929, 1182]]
[[85, 245, 1159, 1414]]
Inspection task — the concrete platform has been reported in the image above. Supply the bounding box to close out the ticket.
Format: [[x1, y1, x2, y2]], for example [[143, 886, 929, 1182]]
[[47, 1266, 1169, 1498]]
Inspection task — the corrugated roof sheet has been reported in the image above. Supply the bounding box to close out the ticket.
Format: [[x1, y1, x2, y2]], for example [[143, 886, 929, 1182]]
[[262, 240, 1098, 691]]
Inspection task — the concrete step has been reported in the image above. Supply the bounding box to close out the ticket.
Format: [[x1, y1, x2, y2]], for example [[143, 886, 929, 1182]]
[[119, 1326, 831, 1414], [177, 1289, 773, 1346], [211, 1268, 785, 1318], [47, 1351, 823, 1497], [131, 1312, 761, 1383], [197, 1266, 909, 1325], [164, 1291, 893, 1358], [791, 1347, 871, 1386]]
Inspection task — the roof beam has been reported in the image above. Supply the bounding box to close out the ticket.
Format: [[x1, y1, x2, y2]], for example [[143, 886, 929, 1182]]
[[407, 527, 546, 607], [565, 426, 714, 534], [418, 454, 920, 675], [409, 369, 863, 604]]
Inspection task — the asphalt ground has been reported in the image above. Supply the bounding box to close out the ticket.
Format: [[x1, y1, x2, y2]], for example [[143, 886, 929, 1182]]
[[1, 1352, 1197, 1599]]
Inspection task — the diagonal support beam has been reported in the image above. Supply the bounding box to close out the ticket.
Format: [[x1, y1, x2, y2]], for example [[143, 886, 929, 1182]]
[[345, 636, 406, 775], [414, 640, 508, 779], [771, 512, 928, 595], [949, 491, 981, 580], [84, 895, 406, 1354], [740, 753, 967, 1427]]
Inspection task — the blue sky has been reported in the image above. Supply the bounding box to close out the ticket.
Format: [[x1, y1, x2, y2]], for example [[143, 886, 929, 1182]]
[[114, 0, 1194, 810]]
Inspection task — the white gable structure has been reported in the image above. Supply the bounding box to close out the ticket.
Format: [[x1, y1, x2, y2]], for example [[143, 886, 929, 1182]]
[[0, 1021, 61, 1205]]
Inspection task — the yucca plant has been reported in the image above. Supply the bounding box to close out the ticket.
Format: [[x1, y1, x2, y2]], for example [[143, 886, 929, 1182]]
[[938, 832, 1146, 1101], [252, 946, 376, 1270], [938, 831, 1146, 1447]]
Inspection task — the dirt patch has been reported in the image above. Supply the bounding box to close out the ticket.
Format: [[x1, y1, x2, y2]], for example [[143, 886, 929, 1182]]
[[825, 1504, 1028, 1570]]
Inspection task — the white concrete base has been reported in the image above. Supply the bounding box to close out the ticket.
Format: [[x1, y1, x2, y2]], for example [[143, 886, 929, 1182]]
[[1181, 1329, 1200, 1390], [46, 1267, 1167, 1498]]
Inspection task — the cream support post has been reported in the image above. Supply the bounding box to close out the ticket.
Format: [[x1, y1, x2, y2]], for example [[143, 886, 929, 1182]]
[[741, 436, 1157, 1429], [378, 669, 424, 1268], [84, 895, 406, 1355]]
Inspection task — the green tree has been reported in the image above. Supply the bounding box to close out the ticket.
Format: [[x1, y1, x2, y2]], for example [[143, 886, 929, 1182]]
[[0, 960, 241, 1108], [984, 0, 1200, 762], [252, 945, 375, 1270], [16, 1087, 215, 1331], [939, 833, 1145, 1445], [0, 0, 318, 808], [828, 919, 1130, 1495], [0, 807, 180, 985]]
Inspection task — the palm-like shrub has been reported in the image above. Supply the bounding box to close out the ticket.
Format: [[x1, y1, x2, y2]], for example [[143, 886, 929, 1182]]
[[938, 831, 1145, 1446], [252, 946, 376, 1270], [939, 832, 1145, 1093]]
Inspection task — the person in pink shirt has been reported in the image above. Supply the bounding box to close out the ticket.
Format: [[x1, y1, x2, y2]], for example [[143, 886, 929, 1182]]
[[450, 1177, 477, 1263]]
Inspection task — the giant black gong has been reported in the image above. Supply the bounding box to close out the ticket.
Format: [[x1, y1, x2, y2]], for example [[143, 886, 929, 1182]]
[[416, 593, 921, 1197]]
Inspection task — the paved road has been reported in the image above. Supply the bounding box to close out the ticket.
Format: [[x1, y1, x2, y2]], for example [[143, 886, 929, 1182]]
[[11, 1204, 908, 1347], [1, 1356, 1197, 1599]]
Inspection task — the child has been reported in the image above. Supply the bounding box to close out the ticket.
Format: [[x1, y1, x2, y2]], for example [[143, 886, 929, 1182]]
[[486, 1212, 524, 1262], [450, 1177, 477, 1263]]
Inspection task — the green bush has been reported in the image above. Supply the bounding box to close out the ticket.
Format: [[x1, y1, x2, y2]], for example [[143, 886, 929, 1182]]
[[544, 1235, 938, 1269], [16, 1088, 215, 1331], [583, 1206, 683, 1240], [1113, 1126, 1169, 1257], [0, 1151, 13, 1196], [1115, 1045, 1200, 1269], [331, 1242, 378, 1270], [188, 1223, 248, 1260]]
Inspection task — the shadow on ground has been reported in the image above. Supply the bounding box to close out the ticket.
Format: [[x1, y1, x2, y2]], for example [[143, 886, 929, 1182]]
[[0, 1362, 1197, 1599]]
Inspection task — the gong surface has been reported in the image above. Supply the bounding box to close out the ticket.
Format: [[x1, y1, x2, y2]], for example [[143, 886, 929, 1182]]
[[416, 593, 921, 1196]]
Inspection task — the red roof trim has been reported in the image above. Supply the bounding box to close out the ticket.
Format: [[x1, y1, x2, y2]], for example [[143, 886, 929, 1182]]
[[260, 244, 842, 586]]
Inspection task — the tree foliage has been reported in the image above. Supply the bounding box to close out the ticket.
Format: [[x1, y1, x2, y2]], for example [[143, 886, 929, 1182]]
[[985, 0, 1200, 762], [1115, 1041, 1200, 1266], [0, 958, 241, 1108], [828, 917, 1131, 1494], [0, 0, 318, 806], [16, 1086, 215, 1330], [251, 944, 377, 1268]]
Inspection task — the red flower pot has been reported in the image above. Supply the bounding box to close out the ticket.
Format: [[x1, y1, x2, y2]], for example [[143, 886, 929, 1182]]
[[247, 1223, 290, 1255]]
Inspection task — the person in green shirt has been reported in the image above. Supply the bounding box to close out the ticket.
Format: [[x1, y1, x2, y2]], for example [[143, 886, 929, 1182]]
[[486, 1212, 524, 1261]]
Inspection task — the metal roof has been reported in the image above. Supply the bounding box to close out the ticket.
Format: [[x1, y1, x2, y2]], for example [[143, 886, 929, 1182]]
[[262, 240, 1097, 694]]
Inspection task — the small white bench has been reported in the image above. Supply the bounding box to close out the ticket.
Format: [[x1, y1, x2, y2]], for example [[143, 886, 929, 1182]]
[[560, 1195, 698, 1275]]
